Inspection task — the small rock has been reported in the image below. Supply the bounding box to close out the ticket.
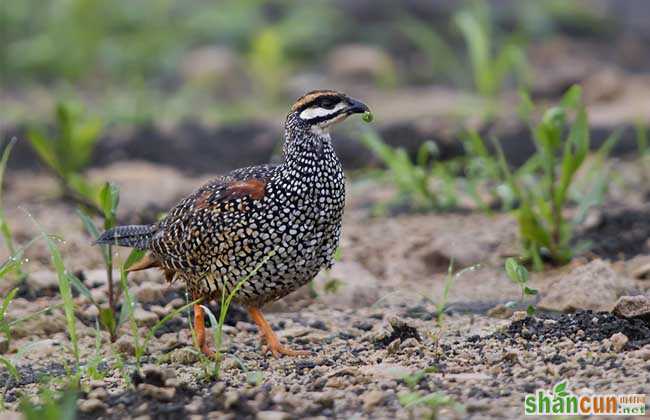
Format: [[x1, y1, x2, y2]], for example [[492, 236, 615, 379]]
[[78, 398, 106, 413], [610, 332, 629, 352], [487, 304, 513, 319], [185, 398, 203, 414], [543, 319, 557, 327], [279, 327, 311, 339], [211, 382, 226, 396], [82, 305, 99, 319], [221, 357, 241, 371], [361, 363, 413, 380], [134, 308, 159, 327], [313, 261, 380, 308], [87, 388, 108, 400], [0, 337, 8, 353], [256, 411, 291, 420], [401, 338, 419, 348], [165, 298, 185, 310], [26, 270, 58, 291], [137, 383, 176, 401], [169, 347, 200, 365], [135, 282, 165, 304], [612, 295, 650, 321], [362, 390, 385, 411], [116, 335, 135, 355], [632, 346, 650, 361], [325, 377, 347, 389], [627, 256, 650, 279], [223, 391, 240, 409], [538, 259, 634, 312], [511, 311, 527, 322], [149, 305, 167, 317], [83, 269, 119, 288], [386, 339, 401, 355]]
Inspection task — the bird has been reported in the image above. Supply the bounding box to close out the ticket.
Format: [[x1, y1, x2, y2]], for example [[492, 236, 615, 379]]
[[96, 90, 370, 357]]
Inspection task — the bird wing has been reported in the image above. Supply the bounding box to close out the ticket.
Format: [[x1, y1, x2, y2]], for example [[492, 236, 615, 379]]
[[149, 164, 278, 273]]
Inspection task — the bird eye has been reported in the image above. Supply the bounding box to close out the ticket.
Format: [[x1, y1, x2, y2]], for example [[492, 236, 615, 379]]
[[318, 98, 338, 109]]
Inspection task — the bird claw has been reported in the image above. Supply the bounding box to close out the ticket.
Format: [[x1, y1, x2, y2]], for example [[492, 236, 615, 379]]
[[263, 341, 310, 358]]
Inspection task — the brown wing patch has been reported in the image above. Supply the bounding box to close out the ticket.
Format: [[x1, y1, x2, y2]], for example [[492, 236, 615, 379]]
[[223, 179, 267, 200], [291, 90, 339, 111], [194, 190, 213, 210], [195, 178, 267, 210]]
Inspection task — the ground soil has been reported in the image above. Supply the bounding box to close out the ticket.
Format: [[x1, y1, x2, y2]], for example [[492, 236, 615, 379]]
[[1, 158, 649, 419]]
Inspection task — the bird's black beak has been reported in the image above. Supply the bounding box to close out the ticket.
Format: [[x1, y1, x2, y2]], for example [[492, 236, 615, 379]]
[[346, 97, 370, 115]]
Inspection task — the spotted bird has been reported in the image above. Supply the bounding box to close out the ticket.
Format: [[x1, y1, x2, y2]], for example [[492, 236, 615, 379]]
[[96, 90, 370, 357]]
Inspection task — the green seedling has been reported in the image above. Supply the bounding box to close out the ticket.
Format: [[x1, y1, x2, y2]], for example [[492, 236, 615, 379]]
[[504, 257, 537, 315], [25, 212, 80, 372], [77, 182, 121, 341], [27, 102, 103, 214], [636, 120, 650, 188], [196, 252, 275, 379], [400, 391, 463, 419], [19, 386, 78, 420], [0, 287, 19, 348], [497, 86, 606, 269], [0, 138, 21, 278], [454, 1, 529, 102], [435, 260, 455, 327], [117, 249, 144, 364]]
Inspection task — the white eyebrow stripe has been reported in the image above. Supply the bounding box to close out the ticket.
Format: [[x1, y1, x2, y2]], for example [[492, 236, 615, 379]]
[[299, 102, 347, 120]]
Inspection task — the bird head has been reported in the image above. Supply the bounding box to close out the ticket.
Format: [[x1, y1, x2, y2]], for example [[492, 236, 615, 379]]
[[289, 90, 370, 134]]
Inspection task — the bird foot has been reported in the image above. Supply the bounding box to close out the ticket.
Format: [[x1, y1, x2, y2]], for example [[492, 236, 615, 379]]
[[262, 338, 310, 358], [248, 307, 310, 358], [200, 342, 214, 358]]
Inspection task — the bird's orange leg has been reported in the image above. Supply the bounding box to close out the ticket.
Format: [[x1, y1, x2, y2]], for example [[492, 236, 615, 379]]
[[247, 307, 309, 358], [193, 304, 214, 357]]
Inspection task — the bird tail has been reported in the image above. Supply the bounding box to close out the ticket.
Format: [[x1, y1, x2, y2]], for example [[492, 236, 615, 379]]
[[95, 224, 156, 250]]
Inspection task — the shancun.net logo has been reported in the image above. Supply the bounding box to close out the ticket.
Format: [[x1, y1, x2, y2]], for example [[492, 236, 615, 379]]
[[525, 381, 646, 416]]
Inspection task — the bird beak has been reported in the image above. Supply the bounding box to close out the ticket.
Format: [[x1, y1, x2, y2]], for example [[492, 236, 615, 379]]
[[346, 97, 370, 115]]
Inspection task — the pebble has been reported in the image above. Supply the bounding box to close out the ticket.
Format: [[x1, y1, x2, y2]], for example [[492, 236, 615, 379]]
[[223, 391, 240, 409], [87, 387, 108, 400], [612, 295, 650, 320], [169, 347, 200, 365], [116, 335, 135, 355], [185, 398, 203, 414], [487, 304, 513, 319], [25, 270, 59, 290], [0, 337, 8, 354], [362, 390, 385, 411], [632, 346, 650, 361], [610, 332, 629, 352], [511, 311, 527, 322], [256, 411, 291, 420], [137, 383, 176, 401], [165, 298, 185, 310], [78, 398, 106, 413], [386, 339, 401, 355], [211, 382, 226, 396], [134, 308, 159, 326], [135, 282, 164, 303]]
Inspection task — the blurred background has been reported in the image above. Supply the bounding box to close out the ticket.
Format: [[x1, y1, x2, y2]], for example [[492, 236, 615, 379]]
[[1, 0, 650, 233], [3, 0, 650, 172]]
